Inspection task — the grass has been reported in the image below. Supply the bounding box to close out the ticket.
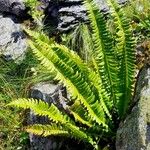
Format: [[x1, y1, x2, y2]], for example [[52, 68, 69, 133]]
[[123, 0, 150, 41], [0, 59, 28, 149], [62, 24, 93, 63], [0, 49, 54, 149], [0, 93, 28, 150]]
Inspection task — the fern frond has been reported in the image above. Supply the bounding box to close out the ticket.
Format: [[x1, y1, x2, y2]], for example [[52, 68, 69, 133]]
[[106, 0, 136, 117], [89, 59, 112, 118], [25, 29, 111, 120], [25, 30, 109, 128], [106, 0, 126, 54], [83, 0, 119, 105], [8, 98, 96, 147], [8, 98, 71, 123], [51, 43, 111, 119], [26, 124, 96, 147], [26, 124, 69, 137]]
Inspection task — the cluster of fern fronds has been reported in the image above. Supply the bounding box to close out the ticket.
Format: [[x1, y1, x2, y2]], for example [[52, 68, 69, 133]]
[[8, 0, 136, 149]]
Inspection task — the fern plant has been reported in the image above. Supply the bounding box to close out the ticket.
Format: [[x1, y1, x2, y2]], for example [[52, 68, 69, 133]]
[[8, 0, 136, 149]]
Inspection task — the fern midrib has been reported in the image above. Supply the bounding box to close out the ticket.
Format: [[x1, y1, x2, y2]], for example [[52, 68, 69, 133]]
[[121, 36, 134, 117], [26, 128, 69, 136]]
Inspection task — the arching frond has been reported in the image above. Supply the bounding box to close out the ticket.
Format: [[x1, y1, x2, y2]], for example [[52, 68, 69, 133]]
[[70, 110, 92, 127], [25, 29, 111, 119], [25, 29, 109, 128], [8, 98, 70, 123], [8, 99, 96, 147]]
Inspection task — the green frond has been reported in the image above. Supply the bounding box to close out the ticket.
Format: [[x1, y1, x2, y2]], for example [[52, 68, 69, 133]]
[[8, 99, 96, 147], [8, 98, 71, 123], [26, 123, 96, 147], [64, 123, 94, 145], [26, 124, 69, 137], [25, 30, 109, 128], [106, 0, 126, 54], [83, 0, 119, 106], [70, 100, 94, 125], [25, 29, 111, 120], [89, 60, 112, 119], [51, 43, 111, 119], [106, 0, 136, 117]]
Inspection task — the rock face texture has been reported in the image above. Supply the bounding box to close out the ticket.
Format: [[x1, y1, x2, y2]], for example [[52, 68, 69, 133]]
[[0, 15, 27, 62], [40, 0, 128, 33], [29, 82, 68, 150], [0, 0, 31, 62], [116, 64, 150, 150], [0, 0, 26, 17]]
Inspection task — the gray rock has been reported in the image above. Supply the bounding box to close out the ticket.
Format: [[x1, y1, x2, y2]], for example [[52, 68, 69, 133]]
[[29, 82, 68, 150], [0, 0, 26, 16], [58, 5, 88, 32], [116, 64, 150, 150], [0, 15, 27, 62], [42, 0, 128, 33]]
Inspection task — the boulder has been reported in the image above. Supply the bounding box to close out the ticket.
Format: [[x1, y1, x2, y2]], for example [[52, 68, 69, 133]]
[[29, 82, 68, 150], [40, 0, 128, 33], [0, 0, 26, 17], [0, 14, 27, 62], [116, 64, 150, 150]]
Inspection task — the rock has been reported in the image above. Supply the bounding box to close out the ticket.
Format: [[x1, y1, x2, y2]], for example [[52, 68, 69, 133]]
[[116, 64, 150, 150], [40, 0, 128, 33], [0, 15, 27, 62], [29, 82, 68, 150], [0, 0, 31, 62], [136, 41, 150, 69], [57, 5, 88, 32], [0, 0, 27, 17]]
